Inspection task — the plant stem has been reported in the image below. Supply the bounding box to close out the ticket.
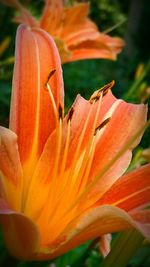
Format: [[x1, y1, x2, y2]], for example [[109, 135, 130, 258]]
[[100, 230, 144, 267], [124, 61, 150, 101]]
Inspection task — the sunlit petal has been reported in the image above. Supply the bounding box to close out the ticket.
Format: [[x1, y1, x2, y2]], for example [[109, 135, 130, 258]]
[[99, 164, 150, 211], [10, 24, 64, 164]]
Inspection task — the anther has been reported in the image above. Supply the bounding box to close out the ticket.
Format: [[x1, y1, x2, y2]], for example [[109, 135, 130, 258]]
[[67, 107, 74, 122], [58, 104, 63, 120], [94, 117, 111, 135], [90, 80, 115, 103], [99, 80, 115, 96], [45, 69, 56, 87], [89, 91, 101, 104]]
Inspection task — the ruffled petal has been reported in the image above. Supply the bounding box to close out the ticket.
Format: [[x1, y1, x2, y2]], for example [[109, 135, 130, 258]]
[[0, 199, 40, 260], [66, 35, 125, 62], [62, 21, 99, 47]]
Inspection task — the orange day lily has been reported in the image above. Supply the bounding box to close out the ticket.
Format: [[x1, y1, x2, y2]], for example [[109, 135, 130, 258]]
[[1, 0, 125, 63], [0, 24, 150, 261]]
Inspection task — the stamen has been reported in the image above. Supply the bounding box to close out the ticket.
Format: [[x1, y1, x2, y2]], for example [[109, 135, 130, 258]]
[[45, 82, 58, 122], [72, 135, 97, 197], [52, 119, 62, 180], [47, 94, 105, 225], [55, 101, 95, 207], [48, 121, 71, 218], [67, 93, 103, 195], [59, 120, 71, 177], [78, 135, 97, 194], [48, 118, 62, 205], [94, 117, 111, 135]]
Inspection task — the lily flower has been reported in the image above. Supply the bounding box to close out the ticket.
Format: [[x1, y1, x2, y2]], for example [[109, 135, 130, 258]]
[[1, 0, 125, 63], [0, 24, 150, 261]]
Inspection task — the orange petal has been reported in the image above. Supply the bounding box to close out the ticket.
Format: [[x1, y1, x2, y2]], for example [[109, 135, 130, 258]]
[[0, 199, 40, 260], [63, 3, 89, 25], [87, 101, 147, 202], [59, 206, 149, 255], [97, 34, 125, 55], [33, 205, 141, 260], [9, 24, 64, 164], [63, 23, 100, 48], [61, 2, 92, 38], [99, 164, 150, 211], [0, 127, 22, 210], [40, 0, 63, 34]]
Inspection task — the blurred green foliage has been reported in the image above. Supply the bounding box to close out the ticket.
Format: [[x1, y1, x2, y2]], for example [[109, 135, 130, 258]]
[[0, 0, 150, 266]]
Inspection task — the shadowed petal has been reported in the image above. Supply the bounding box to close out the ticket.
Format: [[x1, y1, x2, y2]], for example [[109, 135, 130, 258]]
[[0, 199, 40, 260], [0, 126, 22, 184], [9, 24, 64, 164], [99, 233, 112, 257], [0, 127, 22, 210]]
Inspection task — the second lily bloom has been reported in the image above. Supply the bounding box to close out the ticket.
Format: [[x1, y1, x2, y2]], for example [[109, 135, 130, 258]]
[[1, 0, 125, 63]]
